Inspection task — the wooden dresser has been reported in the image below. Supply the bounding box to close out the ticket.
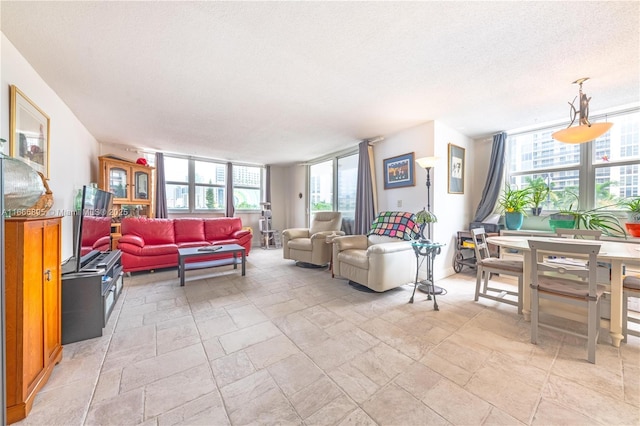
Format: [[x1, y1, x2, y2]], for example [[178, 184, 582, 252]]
[[4, 216, 63, 424]]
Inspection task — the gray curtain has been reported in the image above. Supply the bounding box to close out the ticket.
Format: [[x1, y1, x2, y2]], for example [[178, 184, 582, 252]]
[[155, 152, 168, 218], [265, 165, 271, 203], [473, 132, 507, 222], [226, 162, 235, 217], [354, 140, 376, 234]]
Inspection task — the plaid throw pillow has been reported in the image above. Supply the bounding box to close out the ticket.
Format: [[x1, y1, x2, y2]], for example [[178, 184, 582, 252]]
[[367, 211, 420, 241]]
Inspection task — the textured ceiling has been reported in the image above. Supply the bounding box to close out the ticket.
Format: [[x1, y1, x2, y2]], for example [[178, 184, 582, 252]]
[[2, 1, 639, 165]]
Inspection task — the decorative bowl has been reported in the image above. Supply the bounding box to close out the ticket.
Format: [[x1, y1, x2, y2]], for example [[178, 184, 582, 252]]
[[625, 222, 640, 237]]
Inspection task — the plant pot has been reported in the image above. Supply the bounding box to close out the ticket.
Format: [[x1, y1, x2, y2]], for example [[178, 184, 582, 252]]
[[549, 214, 575, 232], [628, 211, 640, 223], [625, 223, 640, 237], [505, 212, 524, 230], [531, 207, 542, 216]]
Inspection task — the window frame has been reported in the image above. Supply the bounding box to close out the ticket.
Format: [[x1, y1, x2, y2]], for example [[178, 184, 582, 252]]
[[165, 154, 265, 214], [232, 164, 264, 212], [308, 148, 358, 232], [506, 108, 640, 212]]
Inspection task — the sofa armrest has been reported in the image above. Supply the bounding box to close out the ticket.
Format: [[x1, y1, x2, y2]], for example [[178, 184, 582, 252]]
[[119, 235, 145, 248], [367, 241, 414, 254], [333, 235, 368, 251], [283, 228, 310, 239], [232, 229, 252, 239]]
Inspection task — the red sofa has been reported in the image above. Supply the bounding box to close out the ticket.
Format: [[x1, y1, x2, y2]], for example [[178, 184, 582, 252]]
[[118, 217, 252, 272]]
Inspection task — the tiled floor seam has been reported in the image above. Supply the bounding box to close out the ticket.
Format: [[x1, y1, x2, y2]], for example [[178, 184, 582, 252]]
[[264, 317, 372, 424], [183, 283, 235, 425], [526, 334, 563, 426], [81, 288, 128, 425]]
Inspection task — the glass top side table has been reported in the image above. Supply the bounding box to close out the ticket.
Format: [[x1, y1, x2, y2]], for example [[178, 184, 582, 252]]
[[410, 241, 444, 309]]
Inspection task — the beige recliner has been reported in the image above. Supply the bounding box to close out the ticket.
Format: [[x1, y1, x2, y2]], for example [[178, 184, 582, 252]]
[[332, 211, 419, 292], [283, 211, 343, 266]]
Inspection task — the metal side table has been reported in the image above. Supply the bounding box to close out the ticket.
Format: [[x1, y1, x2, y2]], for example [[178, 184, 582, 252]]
[[410, 241, 444, 309]]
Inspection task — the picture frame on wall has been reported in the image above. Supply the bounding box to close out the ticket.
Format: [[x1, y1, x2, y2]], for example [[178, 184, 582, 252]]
[[10, 85, 50, 178], [383, 152, 415, 189], [448, 143, 465, 194]]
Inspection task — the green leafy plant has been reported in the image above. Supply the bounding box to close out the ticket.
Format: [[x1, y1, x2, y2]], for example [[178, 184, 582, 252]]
[[554, 203, 627, 237], [524, 177, 550, 214], [620, 197, 640, 213], [498, 184, 531, 214]]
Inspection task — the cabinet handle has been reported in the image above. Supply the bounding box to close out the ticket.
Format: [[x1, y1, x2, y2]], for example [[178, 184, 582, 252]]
[[44, 269, 51, 281]]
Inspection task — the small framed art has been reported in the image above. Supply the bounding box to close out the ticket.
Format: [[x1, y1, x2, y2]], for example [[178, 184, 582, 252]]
[[383, 152, 415, 189], [448, 143, 465, 194], [10, 85, 51, 178]]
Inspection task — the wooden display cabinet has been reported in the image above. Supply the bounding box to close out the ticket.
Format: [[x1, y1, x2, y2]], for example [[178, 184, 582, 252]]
[[98, 155, 156, 218], [4, 216, 63, 424]]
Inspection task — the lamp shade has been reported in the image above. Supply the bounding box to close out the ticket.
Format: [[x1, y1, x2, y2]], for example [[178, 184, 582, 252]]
[[416, 156, 440, 169], [551, 122, 613, 144]]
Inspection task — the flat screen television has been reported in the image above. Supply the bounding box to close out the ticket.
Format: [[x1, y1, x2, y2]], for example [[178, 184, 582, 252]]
[[63, 185, 114, 275]]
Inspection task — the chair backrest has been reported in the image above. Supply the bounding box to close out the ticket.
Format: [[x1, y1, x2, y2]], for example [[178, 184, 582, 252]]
[[556, 228, 602, 240], [471, 227, 492, 261], [528, 239, 601, 298], [310, 211, 342, 234]]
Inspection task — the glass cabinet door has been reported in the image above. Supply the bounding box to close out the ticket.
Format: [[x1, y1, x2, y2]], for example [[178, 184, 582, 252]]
[[109, 167, 128, 199], [134, 171, 149, 200]]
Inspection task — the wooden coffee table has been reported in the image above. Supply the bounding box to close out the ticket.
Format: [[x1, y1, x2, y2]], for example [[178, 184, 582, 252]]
[[178, 244, 246, 286]]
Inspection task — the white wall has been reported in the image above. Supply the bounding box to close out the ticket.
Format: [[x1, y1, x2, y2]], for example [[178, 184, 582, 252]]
[[432, 121, 474, 278], [276, 120, 480, 280], [273, 164, 307, 230], [374, 122, 435, 216], [377, 120, 474, 279], [1, 34, 99, 259]]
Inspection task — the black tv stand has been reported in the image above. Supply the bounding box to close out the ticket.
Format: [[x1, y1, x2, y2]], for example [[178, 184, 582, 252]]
[[61, 250, 124, 344]]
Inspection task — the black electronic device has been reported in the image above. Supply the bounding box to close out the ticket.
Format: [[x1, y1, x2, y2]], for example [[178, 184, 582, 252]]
[[62, 185, 114, 275]]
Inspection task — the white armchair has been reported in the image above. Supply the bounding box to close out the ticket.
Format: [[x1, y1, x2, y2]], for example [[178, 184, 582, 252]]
[[283, 211, 344, 266], [332, 235, 417, 292], [332, 211, 420, 292]]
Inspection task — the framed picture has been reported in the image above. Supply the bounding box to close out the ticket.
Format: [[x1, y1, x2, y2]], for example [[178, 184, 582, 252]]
[[383, 152, 415, 189], [448, 143, 465, 194], [10, 85, 50, 178]]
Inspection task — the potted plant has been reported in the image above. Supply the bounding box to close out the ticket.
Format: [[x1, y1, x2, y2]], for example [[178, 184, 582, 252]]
[[550, 203, 627, 237], [620, 197, 640, 237], [620, 197, 640, 223], [415, 207, 437, 242], [497, 184, 531, 230], [525, 177, 550, 216]]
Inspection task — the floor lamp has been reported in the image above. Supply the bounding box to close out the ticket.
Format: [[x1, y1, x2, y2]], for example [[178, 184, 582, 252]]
[[415, 156, 439, 240], [415, 156, 442, 295]]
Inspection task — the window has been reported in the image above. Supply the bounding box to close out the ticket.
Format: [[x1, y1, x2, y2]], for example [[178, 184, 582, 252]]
[[506, 109, 640, 211], [309, 160, 334, 213], [233, 165, 262, 210], [308, 151, 358, 234], [164, 156, 264, 213], [165, 156, 190, 210], [194, 160, 225, 210], [337, 154, 358, 232]]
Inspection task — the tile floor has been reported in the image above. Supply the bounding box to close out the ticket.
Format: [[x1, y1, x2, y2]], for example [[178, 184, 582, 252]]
[[16, 248, 640, 425]]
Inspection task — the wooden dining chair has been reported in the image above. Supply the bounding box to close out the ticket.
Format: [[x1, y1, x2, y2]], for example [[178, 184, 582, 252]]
[[528, 239, 604, 364], [471, 227, 523, 314], [623, 275, 640, 342]]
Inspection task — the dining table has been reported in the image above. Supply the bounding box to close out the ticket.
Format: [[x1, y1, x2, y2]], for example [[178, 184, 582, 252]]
[[486, 235, 640, 348]]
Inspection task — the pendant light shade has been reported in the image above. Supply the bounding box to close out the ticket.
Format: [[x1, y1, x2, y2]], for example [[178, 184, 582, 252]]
[[551, 122, 613, 144], [551, 78, 613, 144]]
